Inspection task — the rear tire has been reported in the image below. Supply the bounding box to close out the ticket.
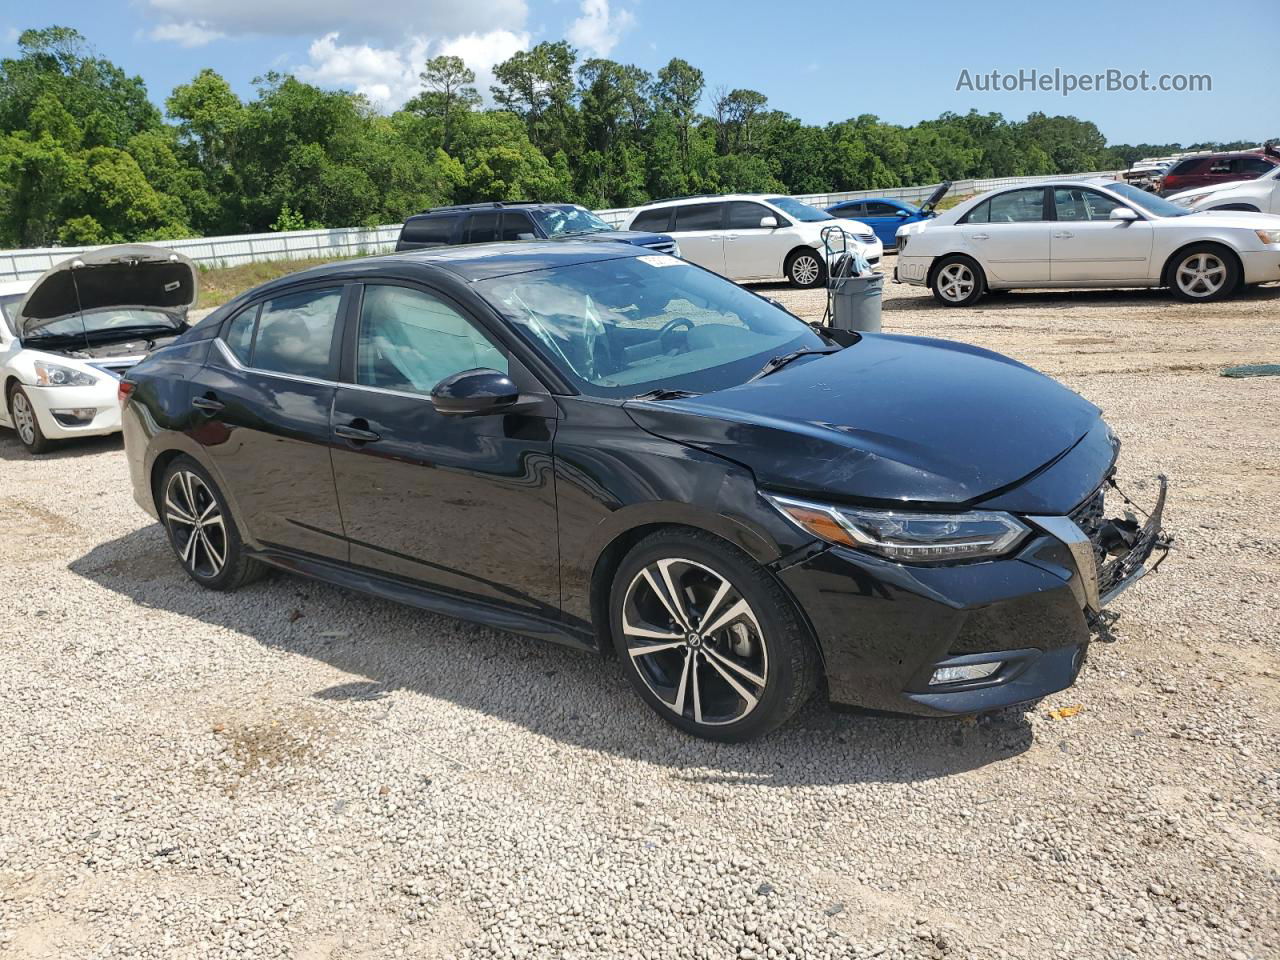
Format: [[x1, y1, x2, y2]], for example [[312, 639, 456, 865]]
[[609, 528, 819, 742], [159, 456, 265, 591], [8, 384, 52, 454], [1167, 243, 1240, 302], [786, 249, 826, 289], [929, 255, 985, 307]]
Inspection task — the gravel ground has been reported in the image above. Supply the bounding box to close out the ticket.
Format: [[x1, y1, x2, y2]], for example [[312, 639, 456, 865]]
[[2, 262, 1278, 960]]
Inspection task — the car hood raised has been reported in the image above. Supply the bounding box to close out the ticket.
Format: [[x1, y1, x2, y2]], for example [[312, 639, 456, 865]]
[[14, 244, 198, 339], [624, 334, 1101, 506]]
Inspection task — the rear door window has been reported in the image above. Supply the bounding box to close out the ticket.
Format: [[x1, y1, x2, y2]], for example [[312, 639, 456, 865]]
[[466, 212, 500, 243], [673, 203, 724, 231], [251, 287, 344, 380], [223, 304, 259, 364], [400, 215, 458, 247], [631, 207, 673, 232], [977, 188, 1047, 223]]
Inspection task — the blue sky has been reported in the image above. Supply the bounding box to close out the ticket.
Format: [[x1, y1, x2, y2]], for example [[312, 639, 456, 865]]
[[4, 0, 1276, 145]]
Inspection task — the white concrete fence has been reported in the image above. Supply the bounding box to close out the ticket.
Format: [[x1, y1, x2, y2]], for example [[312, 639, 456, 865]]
[[0, 171, 1119, 283]]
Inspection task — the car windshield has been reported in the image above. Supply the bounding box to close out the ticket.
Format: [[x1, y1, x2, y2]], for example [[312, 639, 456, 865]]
[[531, 206, 615, 237], [478, 254, 825, 398], [766, 197, 833, 222], [1105, 182, 1190, 217], [25, 307, 181, 340]]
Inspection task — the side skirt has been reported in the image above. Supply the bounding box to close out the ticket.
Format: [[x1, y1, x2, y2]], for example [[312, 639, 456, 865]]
[[252, 548, 599, 653]]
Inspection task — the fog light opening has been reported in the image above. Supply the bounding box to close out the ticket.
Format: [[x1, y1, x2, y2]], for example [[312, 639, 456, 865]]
[[51, 407, 98, 427], [930, 661, 1002, 686]]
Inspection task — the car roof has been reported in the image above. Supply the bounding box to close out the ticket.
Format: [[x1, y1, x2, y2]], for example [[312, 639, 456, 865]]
[[630, 193, 782, 210], [408, 202, 581, 218], [250, 241, 648, 293]]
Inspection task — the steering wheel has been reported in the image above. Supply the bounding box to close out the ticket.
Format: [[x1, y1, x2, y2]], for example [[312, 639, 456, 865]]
[[658, 316, 695, 354]]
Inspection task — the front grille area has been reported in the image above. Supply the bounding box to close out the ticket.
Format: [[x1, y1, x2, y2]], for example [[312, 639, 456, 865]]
[[643, 241, 677, 255], [1069, 482, 1167, 599]]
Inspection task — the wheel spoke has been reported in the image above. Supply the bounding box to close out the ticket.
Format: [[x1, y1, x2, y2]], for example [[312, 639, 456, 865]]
[[180, 527, 198, 565], [199, 497, 219, 521], [622, 616, 683, 641], [691, 655, 703, 724], [653, 560, 693, 630], [697, 578, 732, 634], [199, 528, 224, 571], [703, 646, 766, 688], [165, 496, 197, 525], [704, 654, 759, 713], [699, 598, 752, 640], [628, 639, 686, 658], [670, 649, 693, 716]]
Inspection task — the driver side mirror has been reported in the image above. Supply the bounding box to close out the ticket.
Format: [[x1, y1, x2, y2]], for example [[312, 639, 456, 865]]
[[896, 209, 912, 217], [431, 368, 519, 416], [759, 215, 779, 229], [1109, 207, 1139, 222]]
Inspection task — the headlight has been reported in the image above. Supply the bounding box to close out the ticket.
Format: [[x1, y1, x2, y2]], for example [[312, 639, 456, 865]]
[[34, 361, 97, 387], [1170, 194, 1202, 207], [765, 493, 1030, 562], [1255, 229, 1280, 245]]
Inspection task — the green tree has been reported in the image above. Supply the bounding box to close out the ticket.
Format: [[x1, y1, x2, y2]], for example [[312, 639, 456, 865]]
[[491, 42, 579, 157], [406, 55, 480, 151]]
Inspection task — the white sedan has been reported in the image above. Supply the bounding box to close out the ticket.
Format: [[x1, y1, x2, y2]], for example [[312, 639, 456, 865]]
[[1169, 163, 1280, 215], [1, 245, 197, 453], [894, 179, 1280, 306]]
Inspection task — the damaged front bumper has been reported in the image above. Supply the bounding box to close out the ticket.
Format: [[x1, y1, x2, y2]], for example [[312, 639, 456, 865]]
[[776, 475, 1172, 717]]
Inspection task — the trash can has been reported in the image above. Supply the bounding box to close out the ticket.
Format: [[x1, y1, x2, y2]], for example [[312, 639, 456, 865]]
[[829, 272, 883, 333]]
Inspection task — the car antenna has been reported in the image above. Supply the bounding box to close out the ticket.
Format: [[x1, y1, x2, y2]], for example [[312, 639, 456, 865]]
[[69, 257, 92, 353]]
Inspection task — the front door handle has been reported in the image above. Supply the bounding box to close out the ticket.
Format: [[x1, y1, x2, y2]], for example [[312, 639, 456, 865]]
[[968, 233, 990, 240], [191, 395, 224, 413], [1053, 231, 1075, 239], [334, 422, 381, 443]]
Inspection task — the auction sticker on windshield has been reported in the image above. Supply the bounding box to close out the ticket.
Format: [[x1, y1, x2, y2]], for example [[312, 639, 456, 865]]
[[637, 255, 685, 268]]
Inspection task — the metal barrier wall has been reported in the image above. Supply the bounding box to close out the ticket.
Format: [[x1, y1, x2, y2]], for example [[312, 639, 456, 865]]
[[0, 172, 1119, 282]]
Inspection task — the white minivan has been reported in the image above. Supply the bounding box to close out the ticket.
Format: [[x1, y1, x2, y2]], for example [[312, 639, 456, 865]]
[[623, 194, 882, 288]]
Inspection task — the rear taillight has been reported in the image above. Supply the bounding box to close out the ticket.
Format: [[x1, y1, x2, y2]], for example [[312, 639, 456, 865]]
[[118, 380, 135, 406]]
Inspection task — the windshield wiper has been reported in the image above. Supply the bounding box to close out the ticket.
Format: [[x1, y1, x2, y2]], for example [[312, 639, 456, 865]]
[[631, 388, 700, 401], [748, 346, 842, 382]]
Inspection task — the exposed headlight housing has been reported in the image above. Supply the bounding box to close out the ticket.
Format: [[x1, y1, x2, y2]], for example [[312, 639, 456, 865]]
[[1169, 194, 1202, 207], [34, 361, 97, 387], [765, 493, 1030, 563], [1255, 229, 1280, 245]]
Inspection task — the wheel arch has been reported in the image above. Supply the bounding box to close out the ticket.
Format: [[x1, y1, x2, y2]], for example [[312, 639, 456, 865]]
[[1159, 239, 1243, 289], [1206, 203, 1261, 213], [927, 252, 984, 291]]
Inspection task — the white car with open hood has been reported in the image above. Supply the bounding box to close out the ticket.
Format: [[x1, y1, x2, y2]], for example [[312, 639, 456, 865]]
[[894, 179, 1280, 306], [0, 244, 197, 453]]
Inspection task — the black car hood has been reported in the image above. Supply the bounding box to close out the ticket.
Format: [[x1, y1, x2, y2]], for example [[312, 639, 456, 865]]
[[14, 244, 197, 338], [577, 229, 673, 247], [624, 334, 1101, 506]]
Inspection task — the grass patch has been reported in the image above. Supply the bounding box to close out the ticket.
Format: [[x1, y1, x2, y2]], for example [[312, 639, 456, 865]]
[[196, 256, 364, 310], [935, 193, 973, 211]]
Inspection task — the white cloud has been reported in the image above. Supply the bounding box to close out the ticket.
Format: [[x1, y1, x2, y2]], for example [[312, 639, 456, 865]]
[[141, 0, 528, 46], [147, 22, 225, 48], [294, 30, 529, 111], [566, 0, 634, 57]]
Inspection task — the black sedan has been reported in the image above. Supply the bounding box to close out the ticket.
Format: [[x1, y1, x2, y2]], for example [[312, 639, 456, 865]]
[[120, 242, 1170, 741]]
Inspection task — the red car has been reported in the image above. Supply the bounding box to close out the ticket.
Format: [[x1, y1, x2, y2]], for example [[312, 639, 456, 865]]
[[1160, 150, 1279, 196]]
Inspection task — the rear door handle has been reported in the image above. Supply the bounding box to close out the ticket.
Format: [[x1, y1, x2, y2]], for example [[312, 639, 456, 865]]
[[334, 422, 381, 443], [1053, 231, 1075, 239], [968, 233, 990, 240], [191, 396, 224, 413]]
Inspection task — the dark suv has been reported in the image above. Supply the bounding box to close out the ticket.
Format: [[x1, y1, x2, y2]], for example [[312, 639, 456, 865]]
[[396, 202, 678, 256], [1159, 151, 1279, 196]]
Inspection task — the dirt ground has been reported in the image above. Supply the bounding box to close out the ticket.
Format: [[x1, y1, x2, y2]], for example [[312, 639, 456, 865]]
[[1, 259, 1277, 960]]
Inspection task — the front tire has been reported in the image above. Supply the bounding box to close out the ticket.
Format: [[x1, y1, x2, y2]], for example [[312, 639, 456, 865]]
[[160, 456, 264, 591], [8, 384, 52, 454], [1167, 244, 1240, 302], [930, 255, 985, 307], [786, 249, 826, 289], [609, 529, 819, 742]]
